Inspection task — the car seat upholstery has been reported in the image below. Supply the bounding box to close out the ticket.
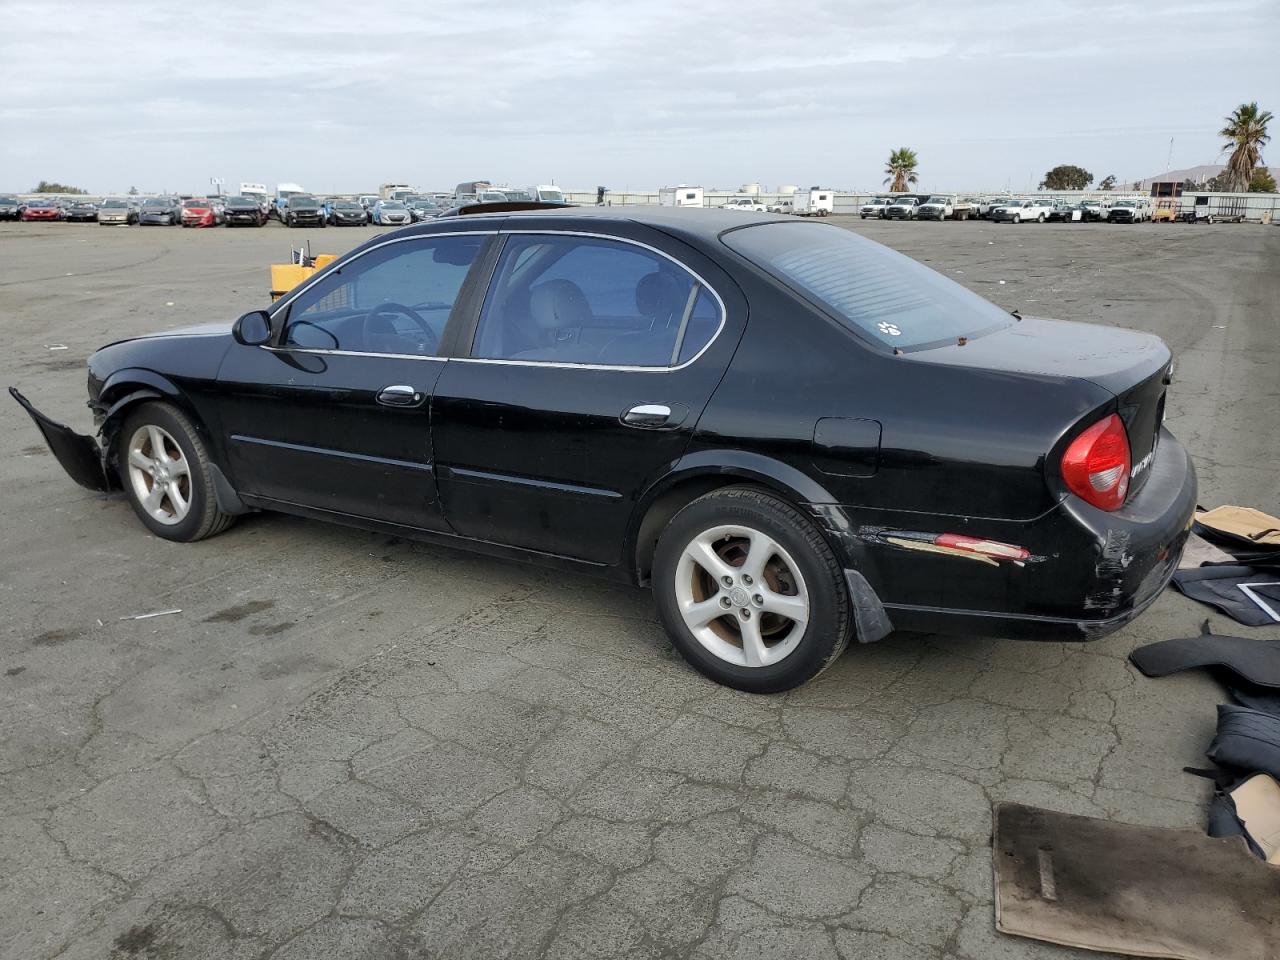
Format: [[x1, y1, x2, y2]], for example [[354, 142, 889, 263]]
[[595, 271, 686, 365], [511, 279, 593, 360]]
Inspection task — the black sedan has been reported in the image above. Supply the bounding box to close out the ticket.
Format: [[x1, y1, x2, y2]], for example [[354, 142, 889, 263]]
[[64, 200, 99, 222], [139, 197, 181, 225], [285, 196, 326, 227], [0, 195, 23, 220], [223, 195, 266, 227], [11, 207, 1196, 692], [327, 200, 369, 226]]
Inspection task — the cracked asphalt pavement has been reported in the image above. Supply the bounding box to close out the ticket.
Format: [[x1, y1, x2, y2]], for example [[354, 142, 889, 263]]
[[2, 218, 1278, 959]]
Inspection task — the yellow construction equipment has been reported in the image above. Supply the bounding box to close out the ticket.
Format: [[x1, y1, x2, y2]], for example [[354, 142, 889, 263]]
[[269, 247, 337, 301]]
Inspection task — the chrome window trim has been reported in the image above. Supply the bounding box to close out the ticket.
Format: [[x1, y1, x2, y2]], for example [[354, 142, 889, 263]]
[[261, 346, 445, 362], [459, 229, 728, 374]]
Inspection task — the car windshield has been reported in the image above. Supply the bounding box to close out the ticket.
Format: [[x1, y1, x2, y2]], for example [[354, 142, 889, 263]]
[[537, 189, 564, 202], [335, 202, 361, 210], [927, 196, 950, 204], [722, 222, 1013, 350], [183, 200, 208, 208], [143, 199, 168, 207], [382, 202, 406, 210], [478, 192, 508, 202], [29, 201, 52, 208], [292, 197, 319, 209], [0, 196, 16, 203]]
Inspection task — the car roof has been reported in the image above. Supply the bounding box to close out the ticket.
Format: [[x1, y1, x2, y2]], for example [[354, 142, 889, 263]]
[[402, 204, 796, 241]]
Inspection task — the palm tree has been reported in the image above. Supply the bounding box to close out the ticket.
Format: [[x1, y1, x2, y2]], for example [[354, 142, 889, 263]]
[[1220, 102, 1272, 191], [883, 148, 919, 192]]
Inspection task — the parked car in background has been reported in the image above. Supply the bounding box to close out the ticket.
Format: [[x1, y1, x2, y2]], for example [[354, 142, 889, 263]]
[[916, 195, 974, 221], [723, 197, 768, 212], [181, 198, 219, 228], [0, 196, 21, 220], [1047, 201, 1082, 222], [328, 200, 370, 226], [139, 197, 181, 225], [408, 199, 443, 222], [1108, 199, 1148, 223], [884, 195, 923, 220], [992, 199, 1054, 223], [859, 197, 892, 219], [767, 199, 794, 214], [373, 200, 413, 225], [97, 198, 137, 225], [1080, 200, 1109, 222], [976, 197, 1008, 219], [223, 195, 266, 227], [12, 207, 1195, 693], [284, 196, 326, 227], [358, 195, 379, 211], [64, 200, 99, 222], [21, 200, 63, 221]]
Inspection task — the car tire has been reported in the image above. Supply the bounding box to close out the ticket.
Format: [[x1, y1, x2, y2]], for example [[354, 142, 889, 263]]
[[652, 486, 852, 693], [860, 214, 867, 219], [1037, 214, 1046, 223], [116, 402, 235, 543], [1012, 214, 1021, 223]]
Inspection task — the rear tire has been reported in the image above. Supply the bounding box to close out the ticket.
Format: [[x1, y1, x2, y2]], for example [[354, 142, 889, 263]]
[[116, 402, 234, 543], [653, 486, 852, 693]]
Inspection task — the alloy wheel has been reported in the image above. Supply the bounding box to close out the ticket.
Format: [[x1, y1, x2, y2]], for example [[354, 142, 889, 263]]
[[126, 424, 192, 525], [674, 524, 810, 668]]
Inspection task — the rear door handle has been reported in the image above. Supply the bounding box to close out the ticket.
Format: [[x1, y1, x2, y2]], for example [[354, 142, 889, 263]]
[[377, 384, 424, 407], [622, 403, 686, 429]]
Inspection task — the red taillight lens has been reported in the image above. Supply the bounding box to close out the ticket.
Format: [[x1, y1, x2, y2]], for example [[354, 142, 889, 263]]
[[1061, 414, 1131, 511]]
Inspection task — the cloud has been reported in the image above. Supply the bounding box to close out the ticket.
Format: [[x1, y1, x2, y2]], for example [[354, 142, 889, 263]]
[[1, 0, 1275, 193]]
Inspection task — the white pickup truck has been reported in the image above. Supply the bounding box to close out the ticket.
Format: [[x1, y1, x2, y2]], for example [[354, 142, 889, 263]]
[[916, 195, 977, 221], [991, 198, 1055, 223], [722, 197, 768, 212]]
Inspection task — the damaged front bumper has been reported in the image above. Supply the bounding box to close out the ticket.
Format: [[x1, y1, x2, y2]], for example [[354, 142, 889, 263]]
[[9, 387, 115, 491]]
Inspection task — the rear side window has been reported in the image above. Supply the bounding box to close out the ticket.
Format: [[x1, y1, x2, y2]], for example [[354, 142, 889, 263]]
[[722, 222, 1012, 349], [471, 235, 722, 367]]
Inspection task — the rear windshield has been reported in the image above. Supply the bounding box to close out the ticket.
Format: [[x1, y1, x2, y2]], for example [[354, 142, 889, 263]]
[[721, 222, 1013, 350]]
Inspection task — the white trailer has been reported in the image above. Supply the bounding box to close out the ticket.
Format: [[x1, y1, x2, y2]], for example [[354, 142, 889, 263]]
[[659, 186, 704, 207], [792, 188, 834, 217]]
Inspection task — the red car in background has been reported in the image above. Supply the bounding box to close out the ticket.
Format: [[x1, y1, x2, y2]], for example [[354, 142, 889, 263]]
[[181, 198, 219, 228], [21, 200, 64, 221]]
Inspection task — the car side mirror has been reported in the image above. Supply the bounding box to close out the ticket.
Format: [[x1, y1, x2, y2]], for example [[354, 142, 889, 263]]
[[233, 310, 273, 346]]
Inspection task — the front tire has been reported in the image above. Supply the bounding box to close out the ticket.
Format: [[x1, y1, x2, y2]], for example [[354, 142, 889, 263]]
[[653, 486, 852, 693], [117, 402, 234, 542]]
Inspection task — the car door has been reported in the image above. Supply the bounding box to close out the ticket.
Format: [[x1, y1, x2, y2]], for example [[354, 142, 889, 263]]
[[431, 226, 746, 565], [214, 231, 493, 530]]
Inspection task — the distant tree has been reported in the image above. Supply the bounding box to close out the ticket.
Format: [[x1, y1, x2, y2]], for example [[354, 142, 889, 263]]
[[1205, 172, 1232, 191], [1250, 166, 1277, 192], [1039, 164, 1093, 190], [1220, 102, 1272, 191], [128, 185, 139, 195], [1098, 175, 1117, 191], [32, 180, 86, 194], [883, 148, 919, 192]]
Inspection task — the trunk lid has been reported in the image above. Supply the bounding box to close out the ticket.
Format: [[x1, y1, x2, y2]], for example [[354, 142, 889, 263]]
[[909, 315, 1172, 500]]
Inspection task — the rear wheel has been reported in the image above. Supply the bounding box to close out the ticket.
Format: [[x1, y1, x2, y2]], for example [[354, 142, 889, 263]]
[[653, 487, 851, 693], [1037, 213, 1046, 223], [117, 402, 234, 543]]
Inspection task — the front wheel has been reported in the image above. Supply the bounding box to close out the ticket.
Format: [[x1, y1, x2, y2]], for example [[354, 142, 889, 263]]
[[1037, 213, 1046, 223], [1012, 214, 1021, 223], [653, 487, 852, 693], [117, 402, 235, 542]]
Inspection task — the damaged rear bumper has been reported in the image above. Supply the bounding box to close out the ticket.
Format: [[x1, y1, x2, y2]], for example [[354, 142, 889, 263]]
[[811, 428, 1197, 642], [9, 387, 114, 491]]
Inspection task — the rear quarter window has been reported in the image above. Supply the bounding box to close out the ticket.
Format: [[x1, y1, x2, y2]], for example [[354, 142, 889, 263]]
[[721, 222, 1013, 350]]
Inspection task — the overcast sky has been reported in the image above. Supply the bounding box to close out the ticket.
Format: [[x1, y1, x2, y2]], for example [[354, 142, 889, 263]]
[[2, 0, 1276, 195]]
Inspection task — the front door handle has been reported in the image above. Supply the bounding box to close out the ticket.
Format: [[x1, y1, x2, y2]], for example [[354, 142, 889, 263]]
[[623, 403, 685, 429], [377, 384, 424, 408]]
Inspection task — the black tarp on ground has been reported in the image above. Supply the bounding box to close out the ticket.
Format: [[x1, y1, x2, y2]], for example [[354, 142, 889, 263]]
[[1170, 565, 1280, 627]]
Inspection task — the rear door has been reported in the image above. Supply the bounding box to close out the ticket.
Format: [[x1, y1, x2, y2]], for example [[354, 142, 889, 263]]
[[214, 231, 493, 530], [431, 225, 745, 564]]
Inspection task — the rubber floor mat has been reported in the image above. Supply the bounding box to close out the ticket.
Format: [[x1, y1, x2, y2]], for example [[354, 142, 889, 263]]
[[993, 802, 1280, 960], [1130, 634, 1280, 688]]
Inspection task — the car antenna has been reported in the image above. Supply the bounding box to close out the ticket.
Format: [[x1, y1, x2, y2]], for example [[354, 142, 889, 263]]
[[1010, 308, 1022, 320]]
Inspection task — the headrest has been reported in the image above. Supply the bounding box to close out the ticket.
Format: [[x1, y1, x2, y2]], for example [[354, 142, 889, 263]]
[[635, 271, 684, 321], [529, 279, 591, 331]]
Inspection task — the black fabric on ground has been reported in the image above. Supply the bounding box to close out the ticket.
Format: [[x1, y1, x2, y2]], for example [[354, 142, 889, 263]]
[[1130, 632, 1280, 687], [1170, 564, 1279, 626], [1229, 683, 1280, 715], [1208, 704, 1280, 779]]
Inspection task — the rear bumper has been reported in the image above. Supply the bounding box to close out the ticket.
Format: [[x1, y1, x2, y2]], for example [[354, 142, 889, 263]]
[[810, 428, 1197, 642]]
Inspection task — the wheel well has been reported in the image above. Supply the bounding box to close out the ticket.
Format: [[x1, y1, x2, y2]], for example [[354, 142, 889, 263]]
[[100, 388, 204, 463], [632, 475, 802, 585]]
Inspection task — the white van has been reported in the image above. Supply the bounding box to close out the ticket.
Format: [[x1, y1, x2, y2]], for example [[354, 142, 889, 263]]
[[792, 188, 835, 217], [659, 186, 705, 207], [528, 185, 566, 203]]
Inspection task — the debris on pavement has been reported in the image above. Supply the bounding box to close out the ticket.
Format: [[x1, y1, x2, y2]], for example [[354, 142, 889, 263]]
[[118, 608, 182, 621]]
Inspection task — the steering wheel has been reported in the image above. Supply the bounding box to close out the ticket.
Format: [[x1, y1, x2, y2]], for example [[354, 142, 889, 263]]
[[360, 301, 439, 353]]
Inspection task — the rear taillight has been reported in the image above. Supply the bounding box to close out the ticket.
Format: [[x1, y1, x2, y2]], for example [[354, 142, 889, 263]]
[[1061, 414, 1131, 511]]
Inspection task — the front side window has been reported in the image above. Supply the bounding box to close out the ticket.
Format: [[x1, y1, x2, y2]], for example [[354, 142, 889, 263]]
[[281, 235, 485, 355], [722, 221, 1012, 350], [471, 234, 721, 367]]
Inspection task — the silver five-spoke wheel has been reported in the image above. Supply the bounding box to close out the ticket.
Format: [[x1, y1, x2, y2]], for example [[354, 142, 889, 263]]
[[126, 424, 192, 525], [674, 524, 810, 668]]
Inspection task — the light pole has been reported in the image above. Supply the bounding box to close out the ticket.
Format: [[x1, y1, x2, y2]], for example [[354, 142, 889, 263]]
[[209, 177, 224, 197]]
